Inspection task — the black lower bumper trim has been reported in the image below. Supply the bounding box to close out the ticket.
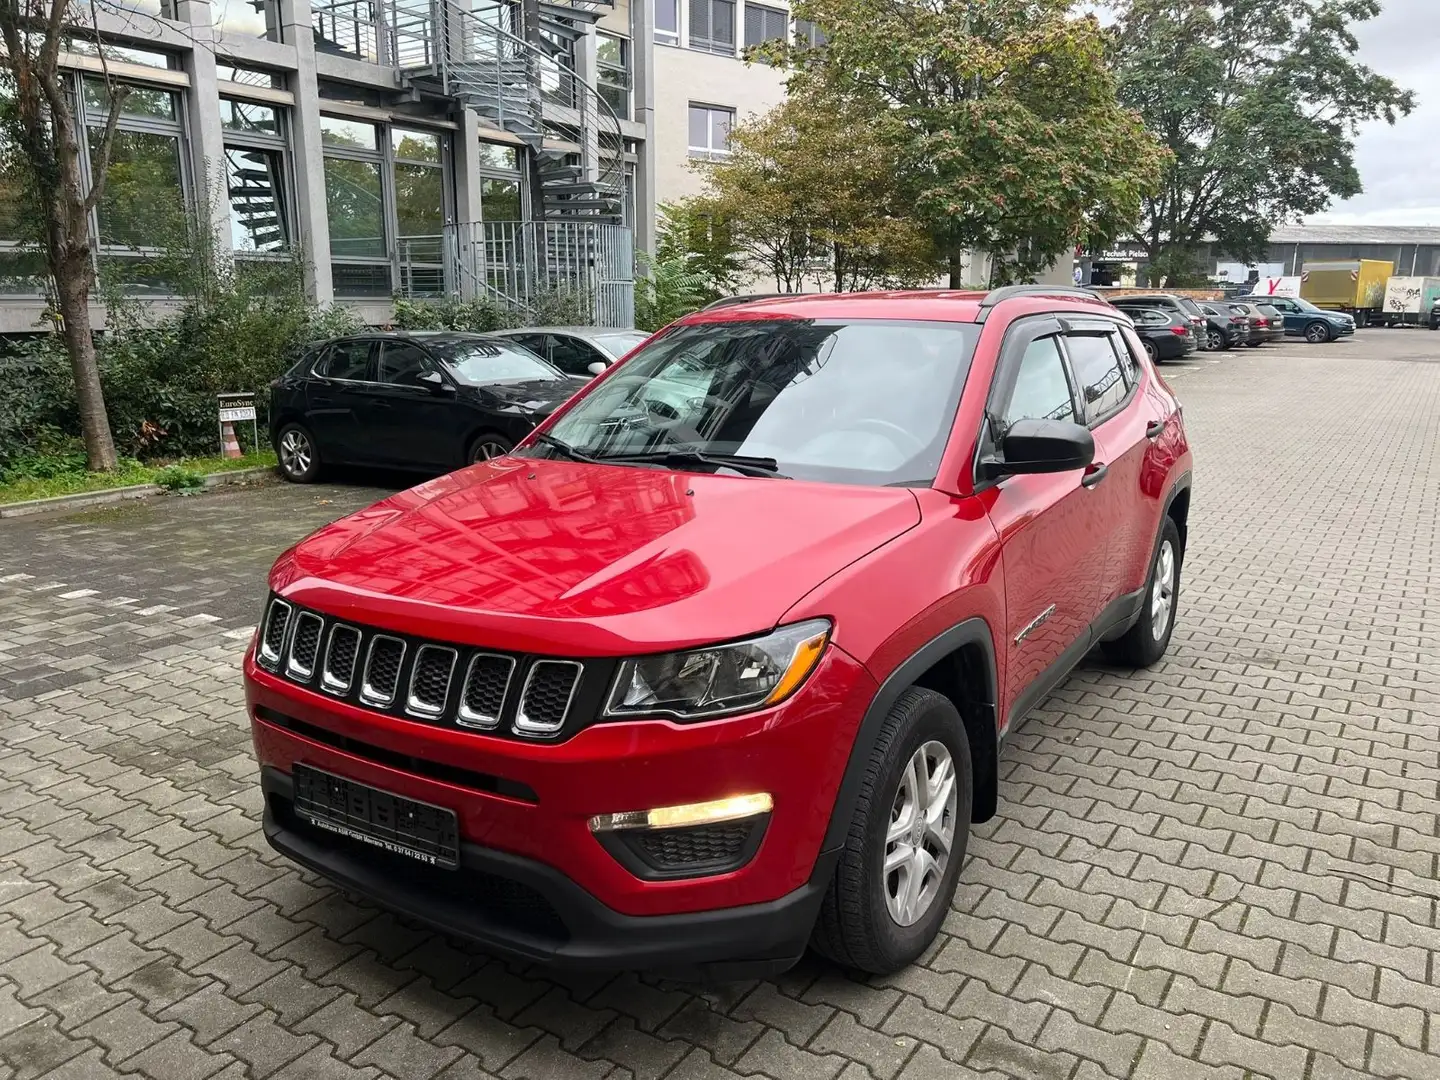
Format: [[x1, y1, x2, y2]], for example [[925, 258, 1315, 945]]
[[260, 767, 835, 979]]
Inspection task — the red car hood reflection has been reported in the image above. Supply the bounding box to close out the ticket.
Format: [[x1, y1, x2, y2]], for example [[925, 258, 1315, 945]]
[[272, 458, 922, 655]]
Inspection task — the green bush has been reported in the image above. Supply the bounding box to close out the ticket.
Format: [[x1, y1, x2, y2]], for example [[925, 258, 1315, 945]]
[[153, 464, 205, 492]]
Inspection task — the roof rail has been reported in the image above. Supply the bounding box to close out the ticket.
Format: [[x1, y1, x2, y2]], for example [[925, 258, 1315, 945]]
[[700, 293, 794, 311], [975, 284, 1105, 323]]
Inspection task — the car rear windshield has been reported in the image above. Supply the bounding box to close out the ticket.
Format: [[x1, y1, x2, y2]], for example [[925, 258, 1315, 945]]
[[1177, 298, 1204, 316], [535, 319, 979, 486], [432, 340, 564, 384]]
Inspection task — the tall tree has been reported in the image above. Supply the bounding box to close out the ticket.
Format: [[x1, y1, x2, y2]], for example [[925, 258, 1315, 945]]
[[697, 89, 938, 292], [0, 0, 130, 469], [1111, 0, 1414, 284], [777, 0, 1166, 285]]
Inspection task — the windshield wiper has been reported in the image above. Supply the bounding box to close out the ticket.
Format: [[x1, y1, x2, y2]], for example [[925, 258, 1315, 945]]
[[595, 449, 789, 479], [531, 432, 607, 465]]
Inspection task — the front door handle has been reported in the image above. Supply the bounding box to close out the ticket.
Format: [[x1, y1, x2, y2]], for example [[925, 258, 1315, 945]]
[[372, 401, 393, 410], [1146, 419, 1166, 440], [1081, 463, 1108, 488]]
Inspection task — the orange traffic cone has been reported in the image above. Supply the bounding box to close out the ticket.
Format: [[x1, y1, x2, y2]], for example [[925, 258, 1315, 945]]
[[221, 420, 242, 459]]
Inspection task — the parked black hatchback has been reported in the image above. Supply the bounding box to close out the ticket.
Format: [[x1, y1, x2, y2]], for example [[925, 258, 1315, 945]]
[[269, 332, 584, 483]]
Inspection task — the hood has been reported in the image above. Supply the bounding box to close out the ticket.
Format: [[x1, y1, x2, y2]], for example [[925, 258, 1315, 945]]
[[462, 378, 579, 416], [273, 459, 921, 655]]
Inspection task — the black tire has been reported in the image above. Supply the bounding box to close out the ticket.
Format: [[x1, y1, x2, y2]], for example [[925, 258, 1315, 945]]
[[275, 422, 322, 483], [468, 432, 514, 464], [811, 687, 973, 975], [1142, 338, 1160, 363], [1246, 342, 1262, 348], [1103, 516, 1183, 667], [1304, 321, 1332, 344]]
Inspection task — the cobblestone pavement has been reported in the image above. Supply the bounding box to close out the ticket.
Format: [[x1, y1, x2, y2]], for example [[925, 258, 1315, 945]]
[[1, 330, 1438, 1079]]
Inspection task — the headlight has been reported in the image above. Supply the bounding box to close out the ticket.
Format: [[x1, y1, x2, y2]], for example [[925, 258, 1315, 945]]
[[604, 619, 832, 720]]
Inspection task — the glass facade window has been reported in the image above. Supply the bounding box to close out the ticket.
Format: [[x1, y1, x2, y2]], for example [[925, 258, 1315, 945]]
[[219, 98, 280, 136], [216, 62, 284, 87], [795, 19, 827, 46], [225, 147, 288, 254], [744, 4, 788, 48], [324, 158, 385, 258], [90, 130, 185, 249], [597, 34, 630, 120], [212, 0, 281, 41], [83, 79, 178, 122], [323, 119, 450, 296], [656, 0, 679, 44], [321, 115, 378, 150], [66, 40, 174, 69], [477, 142, 520, 171], [688, 0, 735, 54], [688, 104, 733, 157]]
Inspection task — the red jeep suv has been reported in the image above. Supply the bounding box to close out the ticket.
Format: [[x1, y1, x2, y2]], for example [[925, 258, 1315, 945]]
[[246, 286, 1192, 978]]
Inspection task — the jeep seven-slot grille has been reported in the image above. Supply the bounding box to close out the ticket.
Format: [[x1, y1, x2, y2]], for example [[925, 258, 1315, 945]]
[[256, 597, 604, 742]]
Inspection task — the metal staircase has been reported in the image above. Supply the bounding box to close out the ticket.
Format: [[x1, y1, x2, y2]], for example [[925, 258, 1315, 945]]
[[390, 0, 626, 225]]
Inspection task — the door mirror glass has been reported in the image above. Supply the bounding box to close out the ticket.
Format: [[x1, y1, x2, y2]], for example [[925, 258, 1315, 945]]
[[586, 360, 607, 376], [992, 418, 1095, 477]]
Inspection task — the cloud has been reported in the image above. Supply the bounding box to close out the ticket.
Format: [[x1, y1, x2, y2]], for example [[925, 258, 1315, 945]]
[[1311, 0, 1435, 226]]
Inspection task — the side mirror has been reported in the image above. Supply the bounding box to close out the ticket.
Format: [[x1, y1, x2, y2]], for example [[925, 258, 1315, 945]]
[[587, 360, 608, 377], [418, 370, 453, 395], [980, 418, 1094, 480]]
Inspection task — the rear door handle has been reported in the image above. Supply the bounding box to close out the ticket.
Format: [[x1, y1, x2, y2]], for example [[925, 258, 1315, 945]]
[[1146, 419, 1166, 439], [1081, 463, 1108, 488]]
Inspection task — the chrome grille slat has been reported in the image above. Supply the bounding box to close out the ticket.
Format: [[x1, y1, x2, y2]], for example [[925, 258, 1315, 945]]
[[456, 653, 515, 730], [259, 599, 291, 668], [321, 624, 361, 694], [360, 635, 406, 707], [406, 645, 458, 718], [515, 660, 583, 737], [263, 599, 585, 740], [286, 612, 324, 680]]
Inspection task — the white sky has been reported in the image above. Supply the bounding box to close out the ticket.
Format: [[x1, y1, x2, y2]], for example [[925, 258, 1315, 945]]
[[1072, 1, 1433, 227]]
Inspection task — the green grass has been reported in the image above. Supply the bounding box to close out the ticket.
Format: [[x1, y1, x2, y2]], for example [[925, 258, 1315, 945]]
[[0, 450, 276, 505]]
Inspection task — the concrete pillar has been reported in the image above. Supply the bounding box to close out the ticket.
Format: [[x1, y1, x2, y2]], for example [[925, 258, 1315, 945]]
[[175, 0, 232, 264], [631, 0, 657, 255], [280, 0, 334, 301], [452, 111, 485, 298]]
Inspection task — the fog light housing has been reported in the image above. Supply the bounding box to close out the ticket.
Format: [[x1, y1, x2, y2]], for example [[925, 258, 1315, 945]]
[[589, 794, 772, 880]]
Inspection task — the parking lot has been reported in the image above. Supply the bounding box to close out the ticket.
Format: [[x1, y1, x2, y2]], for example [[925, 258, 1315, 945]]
[[1, 327, 1437, 1080]]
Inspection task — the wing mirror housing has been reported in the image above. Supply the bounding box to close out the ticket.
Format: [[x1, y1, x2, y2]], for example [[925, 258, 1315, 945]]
[[587, 360, 608, 377], [979, 418, 1094, 481], [418, 370, 454, 395]]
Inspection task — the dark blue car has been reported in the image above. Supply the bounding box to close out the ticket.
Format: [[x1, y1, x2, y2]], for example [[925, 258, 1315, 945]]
[[1237, 295, 1355, 343]]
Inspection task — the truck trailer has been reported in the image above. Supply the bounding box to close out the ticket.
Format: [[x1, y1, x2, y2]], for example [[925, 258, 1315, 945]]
[[1300, 260, 1393, 326], [1378, 276, 1440, 326]]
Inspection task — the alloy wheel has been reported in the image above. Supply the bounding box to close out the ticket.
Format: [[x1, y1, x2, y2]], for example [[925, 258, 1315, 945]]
[[472, 439, 510, 463], [279, 429, 312, 478], [1152, 538, 1176, 639], [883, 740, 958, 927], [1206, 331, 1223, 351]]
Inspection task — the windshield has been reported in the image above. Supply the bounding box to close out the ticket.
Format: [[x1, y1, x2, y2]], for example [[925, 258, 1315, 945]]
[[1292, 297, 1325, 313], [433, 340, 564, 384], [532, 319, 979, 486], [593, 331, 650, 358]]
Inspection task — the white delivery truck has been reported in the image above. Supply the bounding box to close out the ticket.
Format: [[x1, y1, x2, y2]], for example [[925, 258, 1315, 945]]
[[1379, 276, 1440, 326]]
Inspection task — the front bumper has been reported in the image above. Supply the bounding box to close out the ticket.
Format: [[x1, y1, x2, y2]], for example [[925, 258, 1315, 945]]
[[261, 766, 837, 977], [247, 642, 874, 916]]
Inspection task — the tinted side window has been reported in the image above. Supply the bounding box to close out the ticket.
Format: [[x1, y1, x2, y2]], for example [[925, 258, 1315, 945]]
[[377, 342, 432, 387], [1003, 337, 1076, 427], [510, 333, 546, 357], [1065, 333, 1127, 422], [1114, 330, 1141, 387], [1178, 298, 1204, 317], [318, 341, 372, 380], [547, 335, 604, 376]]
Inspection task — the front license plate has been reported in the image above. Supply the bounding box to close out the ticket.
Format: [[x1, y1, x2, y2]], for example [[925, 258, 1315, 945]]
[[292, 763, 460, 869]]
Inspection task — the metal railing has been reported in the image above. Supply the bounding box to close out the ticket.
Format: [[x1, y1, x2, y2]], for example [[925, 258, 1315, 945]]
[[387, 0, 626, 211], [441, 220, 634, 327]]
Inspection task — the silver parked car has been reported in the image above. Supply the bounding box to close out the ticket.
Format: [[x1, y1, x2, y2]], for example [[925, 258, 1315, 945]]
[[482, 327, 650, 378]]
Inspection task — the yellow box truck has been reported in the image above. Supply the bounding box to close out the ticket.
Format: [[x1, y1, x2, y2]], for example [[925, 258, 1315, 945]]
[[1300, 260, 1393, 326]]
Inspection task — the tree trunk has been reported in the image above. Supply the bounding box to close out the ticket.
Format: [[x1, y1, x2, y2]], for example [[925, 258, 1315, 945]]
[[54, 268, 118, 471], [948, 245, 964, 288]]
